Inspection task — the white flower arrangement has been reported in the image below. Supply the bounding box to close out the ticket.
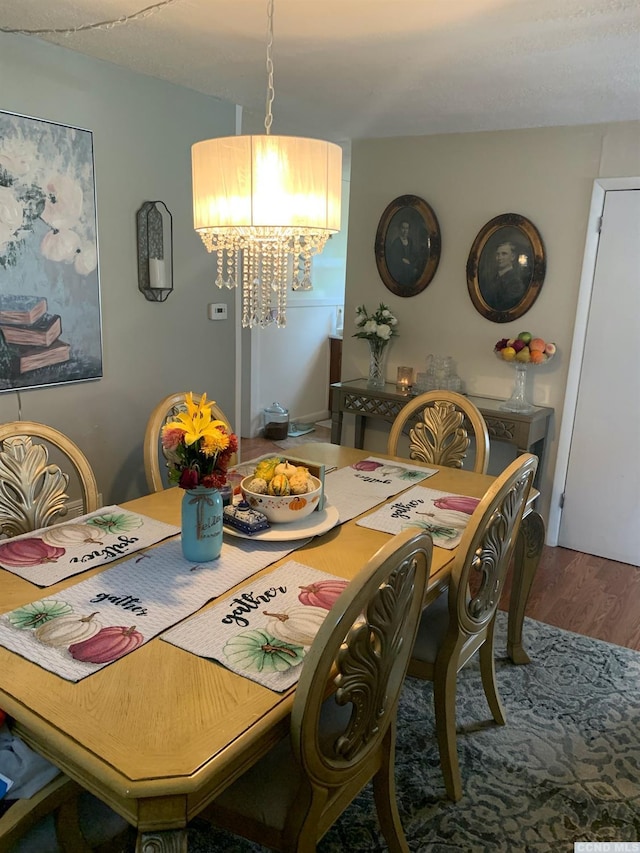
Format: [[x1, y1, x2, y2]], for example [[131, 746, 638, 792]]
[[353, 303, 399, 350]]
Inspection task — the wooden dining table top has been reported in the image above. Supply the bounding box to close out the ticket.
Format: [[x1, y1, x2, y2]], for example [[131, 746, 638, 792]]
[[0, 443, 500, 832]]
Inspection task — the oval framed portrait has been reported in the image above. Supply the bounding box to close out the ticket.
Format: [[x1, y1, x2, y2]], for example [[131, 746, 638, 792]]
[[374, 194, 441, 297], [466, 213, 545, 323]]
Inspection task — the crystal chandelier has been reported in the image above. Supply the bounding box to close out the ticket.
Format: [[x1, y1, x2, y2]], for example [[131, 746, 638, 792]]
[[192, 0, 342, 329]]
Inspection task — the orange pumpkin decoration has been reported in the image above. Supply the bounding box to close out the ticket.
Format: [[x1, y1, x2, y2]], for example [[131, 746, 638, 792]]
[[289, 496, 307, 511]]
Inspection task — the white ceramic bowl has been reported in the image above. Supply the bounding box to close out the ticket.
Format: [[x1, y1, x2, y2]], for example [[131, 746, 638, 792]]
[[240, 475, 322, 524]]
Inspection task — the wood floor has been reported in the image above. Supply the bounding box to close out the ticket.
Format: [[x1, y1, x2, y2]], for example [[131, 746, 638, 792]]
[[240, 430, 640, 653]]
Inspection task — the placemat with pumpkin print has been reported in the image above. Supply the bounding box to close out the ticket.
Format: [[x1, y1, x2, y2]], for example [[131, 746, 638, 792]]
[[356, 487, 480, 549], [324, 457, 437, 523], [0, 536, 312, 681], [163, 561, 349, 692], [0, 506, 180, 586]]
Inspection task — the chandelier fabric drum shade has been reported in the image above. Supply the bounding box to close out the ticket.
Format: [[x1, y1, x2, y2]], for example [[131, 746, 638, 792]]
[[192, 134, 342, 329], [192, 135, 341, 230]]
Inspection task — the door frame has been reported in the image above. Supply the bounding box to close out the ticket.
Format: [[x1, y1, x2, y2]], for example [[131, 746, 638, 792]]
[[548, 176, 640, 545]]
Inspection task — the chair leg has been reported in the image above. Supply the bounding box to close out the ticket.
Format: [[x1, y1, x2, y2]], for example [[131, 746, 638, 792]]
[[508, 511, 545, 664], [0, 776, 81, 853], [372, 722, 409, 853], [433, 659, 463, 802], [373, 720, 409, 853], [55, 796, 92, 853], [479, 623, 506, 726]]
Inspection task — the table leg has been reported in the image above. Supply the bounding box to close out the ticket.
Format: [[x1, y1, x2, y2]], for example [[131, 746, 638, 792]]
[[354, 415, 366, 449], [137, 828, 187, 852], [331, 409, 343, 444], [507, 510, 545, 664]]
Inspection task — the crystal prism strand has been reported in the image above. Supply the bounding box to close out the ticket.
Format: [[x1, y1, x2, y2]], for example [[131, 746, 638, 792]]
[[224, 246, 237, 288], [215, 247, 225, 288], [250, 246, 261, 329], [268, 240, 279, 326], [298, 249, 313, 291], [274, 245, 287, 327], [261, 244, 276, 327], [290, 235, 304, 291], [241, 246, 254, 328], [258, 247, 269, 327]]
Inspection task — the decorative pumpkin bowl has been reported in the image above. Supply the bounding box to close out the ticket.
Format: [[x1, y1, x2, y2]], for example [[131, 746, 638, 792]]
[[240, 475, 323, 524]]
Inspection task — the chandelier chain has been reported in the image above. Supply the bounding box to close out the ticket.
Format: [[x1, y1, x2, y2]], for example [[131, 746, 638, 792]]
[[0, 0, 181, 36], [264, 0, 276, 135]]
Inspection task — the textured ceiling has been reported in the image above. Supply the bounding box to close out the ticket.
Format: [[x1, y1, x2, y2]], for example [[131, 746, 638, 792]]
[[1, 0, 639, 141]]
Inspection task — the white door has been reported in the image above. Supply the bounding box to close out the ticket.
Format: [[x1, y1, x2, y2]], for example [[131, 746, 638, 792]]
[[558, 188, 640, 566]]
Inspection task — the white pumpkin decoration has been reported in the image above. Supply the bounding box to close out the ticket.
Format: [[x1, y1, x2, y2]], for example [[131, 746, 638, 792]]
[[262, 605, 327, 647], [274, 462, 298, 479], [34, 611, 103, 648], [42, 523, 106, 547]]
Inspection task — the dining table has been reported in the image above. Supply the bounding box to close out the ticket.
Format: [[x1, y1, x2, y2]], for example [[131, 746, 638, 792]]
[[0, 443, 544, 852]]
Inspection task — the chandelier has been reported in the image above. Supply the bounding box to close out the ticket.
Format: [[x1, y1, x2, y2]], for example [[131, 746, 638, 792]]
[[192, 0, 342, 329]]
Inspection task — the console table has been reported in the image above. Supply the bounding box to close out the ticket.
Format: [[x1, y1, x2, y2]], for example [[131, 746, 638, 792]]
[[330, 379, 553, 486]]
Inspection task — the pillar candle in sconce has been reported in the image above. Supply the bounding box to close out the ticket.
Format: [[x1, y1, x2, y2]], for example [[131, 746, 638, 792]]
[[136, 201, 173, 302], [149, 258, 167, 289], [396, 366, 414, 393]]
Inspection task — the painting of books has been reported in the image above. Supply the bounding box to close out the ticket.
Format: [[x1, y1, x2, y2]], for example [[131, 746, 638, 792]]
[[0, 112, 102, 392], [0, 295, 70, 377]]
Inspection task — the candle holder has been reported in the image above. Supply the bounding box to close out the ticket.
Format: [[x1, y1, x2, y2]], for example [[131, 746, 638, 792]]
[[396, 366, 414, 393], [137, 201, 173, 302]]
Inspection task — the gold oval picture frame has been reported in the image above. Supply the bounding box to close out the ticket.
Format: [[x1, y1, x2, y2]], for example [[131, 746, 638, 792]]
[[466, 213, 546, 323], [374, 195, 441, 297]]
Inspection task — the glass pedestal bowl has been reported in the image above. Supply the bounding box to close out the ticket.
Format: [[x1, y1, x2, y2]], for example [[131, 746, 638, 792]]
[[495, 352, 554, 414]]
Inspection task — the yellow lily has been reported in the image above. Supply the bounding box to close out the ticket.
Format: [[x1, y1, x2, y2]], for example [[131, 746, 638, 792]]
[[164, 392, 227, 446]]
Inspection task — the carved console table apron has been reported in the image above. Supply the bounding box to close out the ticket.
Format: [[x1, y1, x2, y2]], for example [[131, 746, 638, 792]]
[[330, 379, 553, 487]]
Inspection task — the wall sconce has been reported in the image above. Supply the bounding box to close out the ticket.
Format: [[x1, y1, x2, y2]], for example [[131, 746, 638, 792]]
[[137, 201, 173, 302]]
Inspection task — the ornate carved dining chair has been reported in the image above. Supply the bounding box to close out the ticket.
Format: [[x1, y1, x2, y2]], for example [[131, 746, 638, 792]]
[[0, 422, 101, 849], [197, 528, 433, 852], [407, 452, 538, 801], [387, 390, 490, 474], [0, 421, 99, 538], [143, 391, 236, 492]]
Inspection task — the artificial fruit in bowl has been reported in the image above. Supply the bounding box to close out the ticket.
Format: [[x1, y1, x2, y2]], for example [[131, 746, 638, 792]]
[[495, 332, 556, 364]]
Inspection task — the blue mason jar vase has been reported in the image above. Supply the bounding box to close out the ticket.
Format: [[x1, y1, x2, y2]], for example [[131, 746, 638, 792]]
[[181, 487, 223, 562]]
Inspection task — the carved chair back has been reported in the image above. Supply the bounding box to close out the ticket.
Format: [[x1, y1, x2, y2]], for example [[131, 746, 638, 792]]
[[387, 390, 490, 474], [289, 529, 432, 841], [0, 421, 99, 537]]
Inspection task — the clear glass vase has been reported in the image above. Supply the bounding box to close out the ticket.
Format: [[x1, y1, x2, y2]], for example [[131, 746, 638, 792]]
[[501, 363, 534, 414], [181, 487, 223, 562], [367, 339, 389, 390]]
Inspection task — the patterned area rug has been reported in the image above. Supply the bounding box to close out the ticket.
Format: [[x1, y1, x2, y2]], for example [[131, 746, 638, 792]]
[[188, 612, 640, 852]]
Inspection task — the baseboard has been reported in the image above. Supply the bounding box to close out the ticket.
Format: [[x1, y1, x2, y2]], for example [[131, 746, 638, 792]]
[[293, 409, 330, 425]]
